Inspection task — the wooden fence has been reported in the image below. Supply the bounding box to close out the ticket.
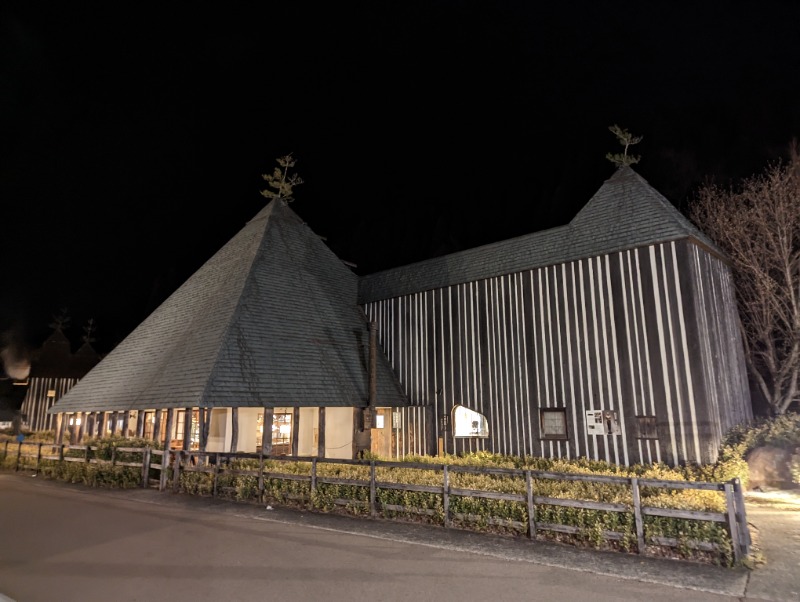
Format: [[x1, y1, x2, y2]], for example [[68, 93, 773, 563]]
[[1, 441, 751, 564]]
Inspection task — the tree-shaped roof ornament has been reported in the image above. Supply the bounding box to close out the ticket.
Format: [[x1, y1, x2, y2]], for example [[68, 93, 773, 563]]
[[605, 124, 643, 167], [49, 307, 71, 332], [260, 153, 304, 204], [82, 318, 97, 345]]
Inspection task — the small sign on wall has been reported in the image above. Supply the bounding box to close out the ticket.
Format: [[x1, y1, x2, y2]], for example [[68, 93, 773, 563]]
[[586, 410, 620, 435]]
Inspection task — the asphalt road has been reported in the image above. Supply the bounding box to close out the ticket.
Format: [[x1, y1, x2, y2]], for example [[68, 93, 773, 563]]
[[0, 473, 755, 602]]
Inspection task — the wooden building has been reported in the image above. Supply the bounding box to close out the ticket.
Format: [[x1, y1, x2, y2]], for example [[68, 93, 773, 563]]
[[49, 166, 752, 466], [19, 328, 101, 433]]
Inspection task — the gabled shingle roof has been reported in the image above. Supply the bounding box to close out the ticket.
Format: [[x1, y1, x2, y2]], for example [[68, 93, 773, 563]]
[[358, 166, 721, 303], [50, 200, 408, 413]]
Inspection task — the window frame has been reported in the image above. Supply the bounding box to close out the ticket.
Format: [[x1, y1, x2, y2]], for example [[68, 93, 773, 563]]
[[539, 407, 569, 440], [635, 415, 659, 440]]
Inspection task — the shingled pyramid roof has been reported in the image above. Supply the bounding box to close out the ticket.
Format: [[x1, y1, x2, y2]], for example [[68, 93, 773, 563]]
[[358, 166, 722, 303], [50, 199, 408, 414]]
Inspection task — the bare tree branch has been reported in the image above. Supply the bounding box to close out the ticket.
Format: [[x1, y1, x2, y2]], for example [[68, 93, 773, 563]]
[[690, 144, 800, 415]]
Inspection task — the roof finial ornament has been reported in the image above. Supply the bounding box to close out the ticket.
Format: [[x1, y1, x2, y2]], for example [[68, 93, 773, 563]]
[[49, 307, 71, 332], [82, 318, 97, 345], [260, 153, 304, 204], [605, 124, 642, 167]]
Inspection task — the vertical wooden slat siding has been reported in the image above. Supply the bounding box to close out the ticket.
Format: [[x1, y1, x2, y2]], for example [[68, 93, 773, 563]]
[[533, 270, 545, 457], [482, 281, 494, 454], [455, 285, 464, 452], [598, 258, 614, 463], [689, 246, 752, 452], [519, 273, 535, 457], [502, 276, 513, 455], [635, 248, 660, 464], [506, 275, 515, 454], [562, 263, 576, 456], [671, 242, 702, 462], [363, 240, 750, 466], [552, 267, 567, 458], [513, 274, 527, 455], [630, 249, 650, 464], [475, 281, 485, 454], [720, 261, 750, 429], [649, 246, 679, 465], [425, 292, 434, 452], [696, 244, 729, 454], [621, 252, 645, 464], [463, 284, 472, 453], [578, 260, 597, 460], [468, 284, 477, 452], [500, 278, 512, 454], [570, 262, 587, 458], [438, 288, 447, 454], [543, 268, 555, 457], [605, 255, 629, 466], [468, 283, 477, 454], [659, 246, 688, 462], [590, 257, 611, 462], [489, 278, 498, 453], [513, 274, 522, 454], [20, 377, 79, 432], [724, 263, 751, 427]]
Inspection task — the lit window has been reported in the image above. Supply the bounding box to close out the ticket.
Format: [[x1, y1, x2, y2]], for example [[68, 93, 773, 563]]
[[271, 411, 293, 453], [452, 405, 489, 438], [144, 411, 155, 439], [540, 408, 568, 440], [636, 415, 658, 439]]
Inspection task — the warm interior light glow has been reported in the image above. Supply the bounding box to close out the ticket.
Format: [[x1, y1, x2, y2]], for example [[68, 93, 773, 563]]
[[279, 424, 291, 435]]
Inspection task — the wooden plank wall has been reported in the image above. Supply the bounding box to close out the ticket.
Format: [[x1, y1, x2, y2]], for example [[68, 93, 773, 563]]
[[363, 241, 752, 467], [19, 377, 79, 432]]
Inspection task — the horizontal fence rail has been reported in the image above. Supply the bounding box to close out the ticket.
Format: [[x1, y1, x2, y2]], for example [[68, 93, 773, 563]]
[[1, 441, 750, 564]]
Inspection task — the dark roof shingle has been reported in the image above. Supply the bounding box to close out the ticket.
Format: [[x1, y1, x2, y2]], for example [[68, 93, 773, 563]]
[[50, 200, 408, 413], [358, 166, 721, 303]]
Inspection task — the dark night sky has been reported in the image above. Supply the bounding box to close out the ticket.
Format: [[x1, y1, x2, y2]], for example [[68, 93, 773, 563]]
[[1, 1, 800, 357]]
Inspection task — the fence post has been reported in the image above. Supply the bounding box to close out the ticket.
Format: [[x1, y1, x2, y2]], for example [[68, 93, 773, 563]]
[[58, 444, 64, 463], [141, 447, 151, 488], [258, 449, 264, 504], [172, 450, 182, 492], [213, 453, 220, 497], [525, 470, 536, 540], [442, 464, 450, 528], [36, 442, 43, 473], [159, 449, 169, 491], [631, 477, 646, 554], [369, 460, 377, 518], [732, 478, 751, 557], [310, 458, 317, 509], [3, 440, 8, 460], [15, 441, 22, 471], [723, 482, 742, 565]]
